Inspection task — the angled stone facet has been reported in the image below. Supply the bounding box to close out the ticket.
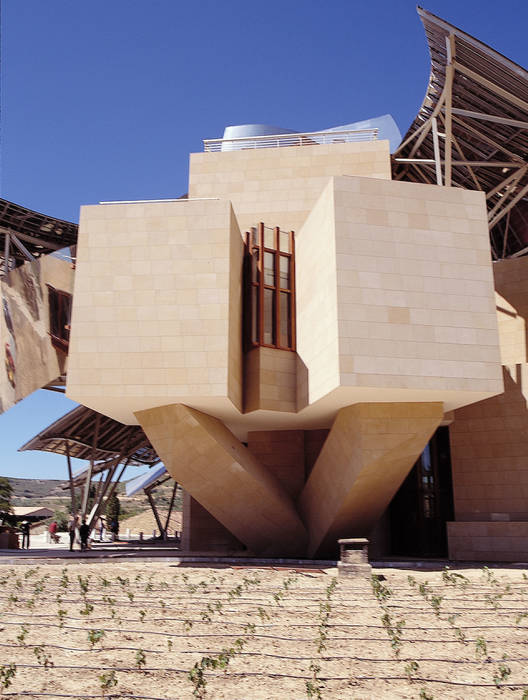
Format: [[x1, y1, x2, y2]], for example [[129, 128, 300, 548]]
[[136, 403, 307, 557], [298, 402, 444, 557]]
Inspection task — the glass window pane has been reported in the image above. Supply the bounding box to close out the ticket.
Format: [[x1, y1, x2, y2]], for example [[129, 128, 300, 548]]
[[279, 292, 291, 347], [60, 294, 72, 343], [251, 227, 259, 246], [251, 287, 258, 344], [279, 256, 290, 289], [251, 248, 259, 283], [263, 288, 274, 345], [421, 445, 432, 472], [264, 227, 275, 249], [280, 230, 291, 253], [264, 251, 275, 286]]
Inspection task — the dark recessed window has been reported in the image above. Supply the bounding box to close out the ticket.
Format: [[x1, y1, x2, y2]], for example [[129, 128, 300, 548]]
[[244, 223, 296, 351], [47, 285, 72, 352]]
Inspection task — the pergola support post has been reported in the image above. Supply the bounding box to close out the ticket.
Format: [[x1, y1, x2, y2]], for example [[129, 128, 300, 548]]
[[87, 457, 131, 538], [431, 117, 443, 186], [81, 414, 101, 519], [443, 34, 456, 187], [65, 441, 77, 519], [146, 488, 164, 539], [164, 482, 178, 539], [3, 232, 10, 278], [86, 458, 120, 531]]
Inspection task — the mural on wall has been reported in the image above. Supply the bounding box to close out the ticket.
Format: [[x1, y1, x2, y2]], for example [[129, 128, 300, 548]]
[[0, 255, 74, 415]]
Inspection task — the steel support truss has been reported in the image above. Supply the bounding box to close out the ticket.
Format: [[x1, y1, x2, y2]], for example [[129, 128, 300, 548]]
[[393, 27, 528, 260]]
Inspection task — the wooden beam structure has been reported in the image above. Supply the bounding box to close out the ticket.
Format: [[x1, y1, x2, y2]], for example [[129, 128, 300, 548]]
[[164, 482, 179, 536], [81, 413, 101, 519], [65, 441, 77, 519], [146, 490, 164, 538], [0, 199, 77, 270], [393, 7, 528, 259]]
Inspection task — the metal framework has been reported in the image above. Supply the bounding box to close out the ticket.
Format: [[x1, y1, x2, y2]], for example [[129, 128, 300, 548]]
[[393, 8, 528, 259], [0, 199, 78, 276], [19, 406, 161, 534]]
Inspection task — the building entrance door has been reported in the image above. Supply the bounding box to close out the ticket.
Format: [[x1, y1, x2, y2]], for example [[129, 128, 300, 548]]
[[389, 427, 454, 557]]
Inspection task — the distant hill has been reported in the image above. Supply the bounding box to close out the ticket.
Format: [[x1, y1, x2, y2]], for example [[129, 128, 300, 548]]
[[5, 476, 181, 517], [7, 477, 128, 501], [8, 477, 68, 500]]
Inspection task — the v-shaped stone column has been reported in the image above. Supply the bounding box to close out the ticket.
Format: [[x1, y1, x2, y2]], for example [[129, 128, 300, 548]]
[[298, 402, 444, 558], [136, 403, 307, 557]]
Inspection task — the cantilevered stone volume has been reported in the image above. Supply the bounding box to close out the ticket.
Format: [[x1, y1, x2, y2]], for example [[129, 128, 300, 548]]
[[9, 8, 528, 560], [66, 115, 501, 557]]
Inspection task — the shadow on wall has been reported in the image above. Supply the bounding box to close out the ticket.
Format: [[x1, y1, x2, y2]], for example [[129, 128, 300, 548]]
[[450, 365, 528, 523], [494, 257, 528, 365]]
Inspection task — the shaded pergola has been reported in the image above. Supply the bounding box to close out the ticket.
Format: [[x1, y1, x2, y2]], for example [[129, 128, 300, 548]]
[[19, 406, 166, 535], [0, 198, 78, 276], [125, 465, 180, 540], [393, 7, 528, 259]]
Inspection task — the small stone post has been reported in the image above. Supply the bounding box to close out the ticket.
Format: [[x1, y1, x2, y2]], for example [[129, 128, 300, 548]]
[[337, 538, 371, 577]]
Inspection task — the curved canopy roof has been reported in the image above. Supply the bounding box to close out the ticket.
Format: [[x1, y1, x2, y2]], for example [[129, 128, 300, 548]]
[[19, 405, 159, 468], [393, 7, 528, 259], [0, 198, 78, 268]]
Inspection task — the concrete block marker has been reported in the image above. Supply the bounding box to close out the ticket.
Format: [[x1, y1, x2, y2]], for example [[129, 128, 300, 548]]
[[337, 537, 371, 577]]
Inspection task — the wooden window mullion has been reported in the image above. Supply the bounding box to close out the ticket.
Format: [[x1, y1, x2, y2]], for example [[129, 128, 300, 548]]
[[244, 223, 296, 353], [258, 222, 264, 346], [274, 226, 280, 348], [290, 230, 296, 350]]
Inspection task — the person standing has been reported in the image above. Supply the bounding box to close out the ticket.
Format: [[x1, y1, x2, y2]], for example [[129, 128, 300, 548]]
[[20, 520, 30, 549], [68, 515, 77, 551], [97, 517, 105, 542], [48, 520, 58, 543], [110, 518, 119, 542], [79, 519, 90, 551]]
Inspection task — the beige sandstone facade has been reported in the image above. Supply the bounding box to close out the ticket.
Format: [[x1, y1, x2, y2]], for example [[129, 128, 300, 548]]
[[447, 256, 528, 561], [67, 137, 506, 558], [299, 402, 444, 557], [1, 254, 75, 413]]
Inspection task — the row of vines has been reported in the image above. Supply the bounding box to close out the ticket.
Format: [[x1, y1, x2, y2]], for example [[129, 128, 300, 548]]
[[1, 562, 528, 698]]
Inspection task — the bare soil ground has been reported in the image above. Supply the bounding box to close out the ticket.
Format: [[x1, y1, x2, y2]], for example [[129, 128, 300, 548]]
[[0, 562, 527, 699], [119, 510, 182, 537]]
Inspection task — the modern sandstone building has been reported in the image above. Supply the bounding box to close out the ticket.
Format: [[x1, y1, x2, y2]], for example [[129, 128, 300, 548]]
[[4, 9, 528, 561]]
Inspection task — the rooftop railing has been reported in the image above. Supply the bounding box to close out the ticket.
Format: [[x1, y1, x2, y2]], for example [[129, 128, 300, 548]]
[[203, 128, 379, 152]]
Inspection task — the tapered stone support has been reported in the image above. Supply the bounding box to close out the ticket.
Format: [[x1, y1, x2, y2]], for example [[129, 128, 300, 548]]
[[298, 402, 444, 557], [136, 403, 307, 557]]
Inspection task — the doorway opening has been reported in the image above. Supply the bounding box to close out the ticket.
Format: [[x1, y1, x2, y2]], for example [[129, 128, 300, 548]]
[[389, 426, 454, 557]]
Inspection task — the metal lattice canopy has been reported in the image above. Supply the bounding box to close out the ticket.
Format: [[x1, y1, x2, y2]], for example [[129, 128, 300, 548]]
[[19, 406, 162, 530], [393, 7, 528, 259], [0, 198, 78, 271], [19, 405, 159, 469]]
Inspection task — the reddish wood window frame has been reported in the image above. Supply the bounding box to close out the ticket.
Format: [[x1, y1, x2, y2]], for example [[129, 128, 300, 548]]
[[244, 222, 296, 352], [47, 285, 72, 352]]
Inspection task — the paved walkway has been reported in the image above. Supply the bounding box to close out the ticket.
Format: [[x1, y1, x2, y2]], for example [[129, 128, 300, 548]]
[[0, 532, 337, 567]]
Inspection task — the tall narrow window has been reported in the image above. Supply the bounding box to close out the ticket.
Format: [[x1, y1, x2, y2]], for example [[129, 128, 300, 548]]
[[47, 285, 72, 352], [244, 222, 295, 351]]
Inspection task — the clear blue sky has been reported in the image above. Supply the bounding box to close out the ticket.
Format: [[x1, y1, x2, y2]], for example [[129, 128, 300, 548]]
[[1, 0, 527, 480]]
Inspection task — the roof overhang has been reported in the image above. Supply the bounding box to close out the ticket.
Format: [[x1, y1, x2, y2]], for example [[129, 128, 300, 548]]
[[393, 7, 528, 259], [0, 198, 78, 270], [19, 405, 160, 471]]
